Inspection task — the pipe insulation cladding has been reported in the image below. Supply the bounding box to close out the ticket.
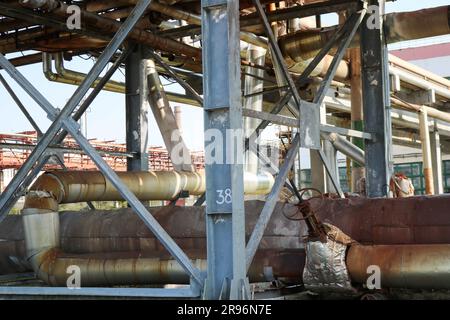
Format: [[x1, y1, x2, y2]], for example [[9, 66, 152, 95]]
[[24, 170, 275, 211], [18, 171, 273, 287], [347, 244, 450, 290]]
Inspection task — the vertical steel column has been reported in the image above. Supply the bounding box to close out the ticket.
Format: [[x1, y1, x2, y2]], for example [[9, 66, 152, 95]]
[[360, 0, 392, 197], [430, 122, 444, 194], [201, 0, 248, 299], [126, 44, 149, 171]]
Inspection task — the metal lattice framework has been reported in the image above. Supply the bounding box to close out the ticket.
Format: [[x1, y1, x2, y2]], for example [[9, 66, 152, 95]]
[[0, 0, 449, 299]]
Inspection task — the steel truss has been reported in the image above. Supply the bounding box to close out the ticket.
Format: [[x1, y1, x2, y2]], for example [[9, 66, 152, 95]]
[[0, 0, 203, 298], [0, 0, 389, 299]]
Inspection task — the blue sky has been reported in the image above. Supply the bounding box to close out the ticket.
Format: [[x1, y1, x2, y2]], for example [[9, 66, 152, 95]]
[[0, 0, 449, 152]]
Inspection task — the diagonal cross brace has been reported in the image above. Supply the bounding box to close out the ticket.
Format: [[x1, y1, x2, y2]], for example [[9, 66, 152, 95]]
[[245, 8, 367, 270], [246, 134, 300, 271], [0, 47, 131, 217], [252, 0, 302, 110], [0, 0, 203, 286]]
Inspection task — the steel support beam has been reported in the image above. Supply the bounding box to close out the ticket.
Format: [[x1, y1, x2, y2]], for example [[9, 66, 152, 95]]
[[360, 0, 392, 197], [126, 44, 149, 172], [201, 0, 248, 300], [0, 74, 42, 136]]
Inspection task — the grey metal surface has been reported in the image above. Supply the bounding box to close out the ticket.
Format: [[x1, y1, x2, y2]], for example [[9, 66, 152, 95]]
[[0, 286, 199, 298], [126, 44, 149, 172], [201, 0, 248, 299], [252, 0, 301, 109], [361, 0, 393, 197], [303, 224, 354, 292]]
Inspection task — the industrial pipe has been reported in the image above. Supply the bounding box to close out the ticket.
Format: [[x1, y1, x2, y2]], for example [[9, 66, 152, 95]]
[[419, 108, 435, 195], [321, 132, 365, 166], [147, 59, 195, 172], [53, 53, 124, 94], [21, 207, 303, 286], [19, 0, 203, 61], [20, 170, 274, 287], [279, 5, 450, 66], [24, 170, 274, 211], [244, 44, 267, 174], [347, 244, 450, 290]]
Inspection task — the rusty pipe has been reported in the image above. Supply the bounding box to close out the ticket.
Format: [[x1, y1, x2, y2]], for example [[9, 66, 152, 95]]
[[279, 5, 450, 62], [278, 5, 450, 79], [347, 244, 450, 290], [19, 0, 203, 61], [20, 204, 303, 286]]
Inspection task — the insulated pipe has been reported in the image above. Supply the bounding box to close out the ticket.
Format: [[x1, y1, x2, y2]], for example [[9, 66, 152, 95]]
[[391, 97, 450, 124], [244, 44, 267, 174], [347, 244, 450, 290], [419, 108, 435, 195], [21, 208, 303, 286], [21, 171, 274, 287], [147, 59, 194, 172], [390, 67, 450, 102], [42, 52, 202, 107], [321, 132, 365, 166], [42, 53, 123, 94], [279, 5, 450, 66], [24, 170, 275, 211], [389, 54, 450, 92]]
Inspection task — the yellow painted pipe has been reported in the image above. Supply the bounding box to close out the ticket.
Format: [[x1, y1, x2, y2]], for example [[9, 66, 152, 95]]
[[24, 170, 274, 211]]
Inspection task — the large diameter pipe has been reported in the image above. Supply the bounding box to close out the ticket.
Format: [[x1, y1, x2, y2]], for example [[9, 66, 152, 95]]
[[21, 207, 304, 286], [279, 6, 450, 64], [24, 170, 275, 210], [384, 5, 450, 44], [347, 244, 450, 290]]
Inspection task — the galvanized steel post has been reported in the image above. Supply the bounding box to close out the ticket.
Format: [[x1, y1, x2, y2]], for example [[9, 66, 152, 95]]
[[201, 0, 248, 299], [126, 44, 149, 172], [360, 0, 393, 198]]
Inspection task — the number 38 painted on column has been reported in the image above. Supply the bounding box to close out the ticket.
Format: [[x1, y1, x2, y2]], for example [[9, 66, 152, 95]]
[[216, 189, 232, 205]]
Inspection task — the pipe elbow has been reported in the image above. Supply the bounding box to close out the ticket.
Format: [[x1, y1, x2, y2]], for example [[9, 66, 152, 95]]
[[24, 173, 64, 211], [22, 208, 61, 284]]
